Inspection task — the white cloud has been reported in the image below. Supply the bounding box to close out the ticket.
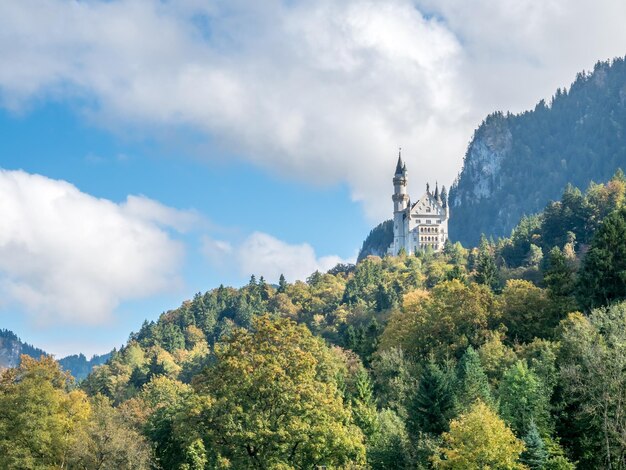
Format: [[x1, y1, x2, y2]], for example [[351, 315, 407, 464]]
[[0, 169, 189, 325], [0, 0, 625, 221], [204, 232, 352, 283]]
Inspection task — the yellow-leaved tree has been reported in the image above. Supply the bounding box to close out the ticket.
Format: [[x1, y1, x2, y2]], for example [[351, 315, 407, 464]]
[[433, 400, 527, 470], [0, 355, 91, 469], [193, 315, 366, 469]]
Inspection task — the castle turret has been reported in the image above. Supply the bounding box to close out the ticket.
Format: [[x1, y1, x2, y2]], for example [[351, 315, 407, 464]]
[[392, 150, 409, 255]]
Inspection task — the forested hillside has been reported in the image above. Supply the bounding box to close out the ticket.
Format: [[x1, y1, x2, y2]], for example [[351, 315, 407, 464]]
[[449, 56, 626, 246], [357, 220, 393, 261], [0, 329, 47, 369], [0, 329, 110, 379], [3, 173, 626, 468]]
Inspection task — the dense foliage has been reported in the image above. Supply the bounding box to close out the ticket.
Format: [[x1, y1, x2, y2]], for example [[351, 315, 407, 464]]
[[3, 174, 626, 468], [450, 56, 626, 246]]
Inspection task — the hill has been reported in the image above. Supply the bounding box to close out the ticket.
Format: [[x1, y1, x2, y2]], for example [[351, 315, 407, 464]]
[[5, 173, 626, 467], [357, 219, 393, 261], [449, 56, 626, 246], [0, 329, 47, 369], [58, 352, 112, 381], [0, 328, 110, 379]]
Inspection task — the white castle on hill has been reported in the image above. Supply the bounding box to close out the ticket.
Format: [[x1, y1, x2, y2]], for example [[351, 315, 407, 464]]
[[388, 151, 449, 255]]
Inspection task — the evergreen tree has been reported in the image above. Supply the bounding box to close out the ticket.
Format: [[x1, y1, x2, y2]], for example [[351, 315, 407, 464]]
[[520, 421, 548, 470], [408, 358, 456, 436], [475, 236, 499, 290], [352, 369, 378, 439], [499, 361, 551, 436], [578, 207, 626, 308], [277, 273, 287, 293], [456, 346, 493, 410], [544, 246, 578, 319]]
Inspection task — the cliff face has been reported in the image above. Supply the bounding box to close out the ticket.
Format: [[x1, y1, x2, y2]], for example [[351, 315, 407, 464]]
[[452, 116, 512, 204], [0, 329, 47, 369], [449, 57, 626, 247]]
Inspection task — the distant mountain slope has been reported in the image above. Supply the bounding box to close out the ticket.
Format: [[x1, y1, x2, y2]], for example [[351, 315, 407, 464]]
[[0, 328, 110, 379], [357, 219, 393, 261], [0, 329, 47, 369], [58, 353, 112, 381], [449, 56, 626, 246]]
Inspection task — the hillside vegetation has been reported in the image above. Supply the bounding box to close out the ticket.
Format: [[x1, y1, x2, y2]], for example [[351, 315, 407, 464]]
[[450, 56, 626, 246], [3, 172, 626, 468]]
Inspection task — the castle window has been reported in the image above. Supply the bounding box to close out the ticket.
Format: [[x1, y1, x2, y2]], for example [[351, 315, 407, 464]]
[[427, 207, 431, 212], [427, 220, 431, 224]]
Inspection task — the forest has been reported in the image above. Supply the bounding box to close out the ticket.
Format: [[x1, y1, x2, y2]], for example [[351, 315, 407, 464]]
[[3, 171, 626, 469]]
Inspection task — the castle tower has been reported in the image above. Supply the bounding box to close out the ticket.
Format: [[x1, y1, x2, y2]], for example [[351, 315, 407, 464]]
[[392, 150, 409, 255]]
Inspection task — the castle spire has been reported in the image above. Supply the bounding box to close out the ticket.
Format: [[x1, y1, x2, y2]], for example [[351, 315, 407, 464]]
[[395, 147, 404, 175], [434, 181, 439, 199]]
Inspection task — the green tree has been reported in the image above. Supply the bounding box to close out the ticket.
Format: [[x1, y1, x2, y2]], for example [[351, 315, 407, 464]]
[[456, 346, 493, 410], [433, 401, 526, 469], [141, 376, 201, 470], [193, 316, 366, 468], [381, 281, 498, 360], [352, 368, 379, 439], [370, 347, 415, 419], [277, 273, 288, 293], [558, 304, 626, 468], [475, 236, 499, 291], [498, 361, 551, 436], [367, 409, 411, 470], [501, 280, 552, 342], [520, 421, 548, 470], [578, 207, 626, 308], [408, 357, 456, 436], [70, 395, 151, 469], [544, 246, 578, 319], [0, 356, 91, 469]]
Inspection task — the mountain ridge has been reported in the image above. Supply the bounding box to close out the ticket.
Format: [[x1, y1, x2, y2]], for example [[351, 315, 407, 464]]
[[449, 56, 626, 246]]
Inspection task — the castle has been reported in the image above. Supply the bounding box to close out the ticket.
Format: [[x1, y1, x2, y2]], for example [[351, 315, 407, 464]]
[[387, 151, 449, 255]]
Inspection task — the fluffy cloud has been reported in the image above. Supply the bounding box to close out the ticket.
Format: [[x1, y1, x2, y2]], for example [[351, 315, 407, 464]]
[[1, 0, 625, 220], [0, 0, 467, 220], [0, 170, 189, 325], [203, 232, 352, 283]]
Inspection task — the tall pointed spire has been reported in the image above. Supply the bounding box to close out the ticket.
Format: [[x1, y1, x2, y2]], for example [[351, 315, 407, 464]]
[[434, 181, 439, 199], [395, 147, 404, 175]]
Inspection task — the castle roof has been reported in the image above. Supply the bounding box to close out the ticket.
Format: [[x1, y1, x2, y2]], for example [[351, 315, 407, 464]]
[[395, 150, 404, 175]]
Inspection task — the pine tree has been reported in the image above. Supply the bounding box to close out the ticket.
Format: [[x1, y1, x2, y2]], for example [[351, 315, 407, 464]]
[[408, 358, 456, 436], [352, 369, 378, 439], [578, 207, 626, 308], [278, 274, 287, 293], [520, 421, 548, 470], [456, 346, 493, 410], [544, 246, 578, 320], [475, 236, 499, 291]]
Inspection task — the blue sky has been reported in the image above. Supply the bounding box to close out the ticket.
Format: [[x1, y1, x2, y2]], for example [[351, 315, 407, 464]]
[[1, 0, 625, 356]]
